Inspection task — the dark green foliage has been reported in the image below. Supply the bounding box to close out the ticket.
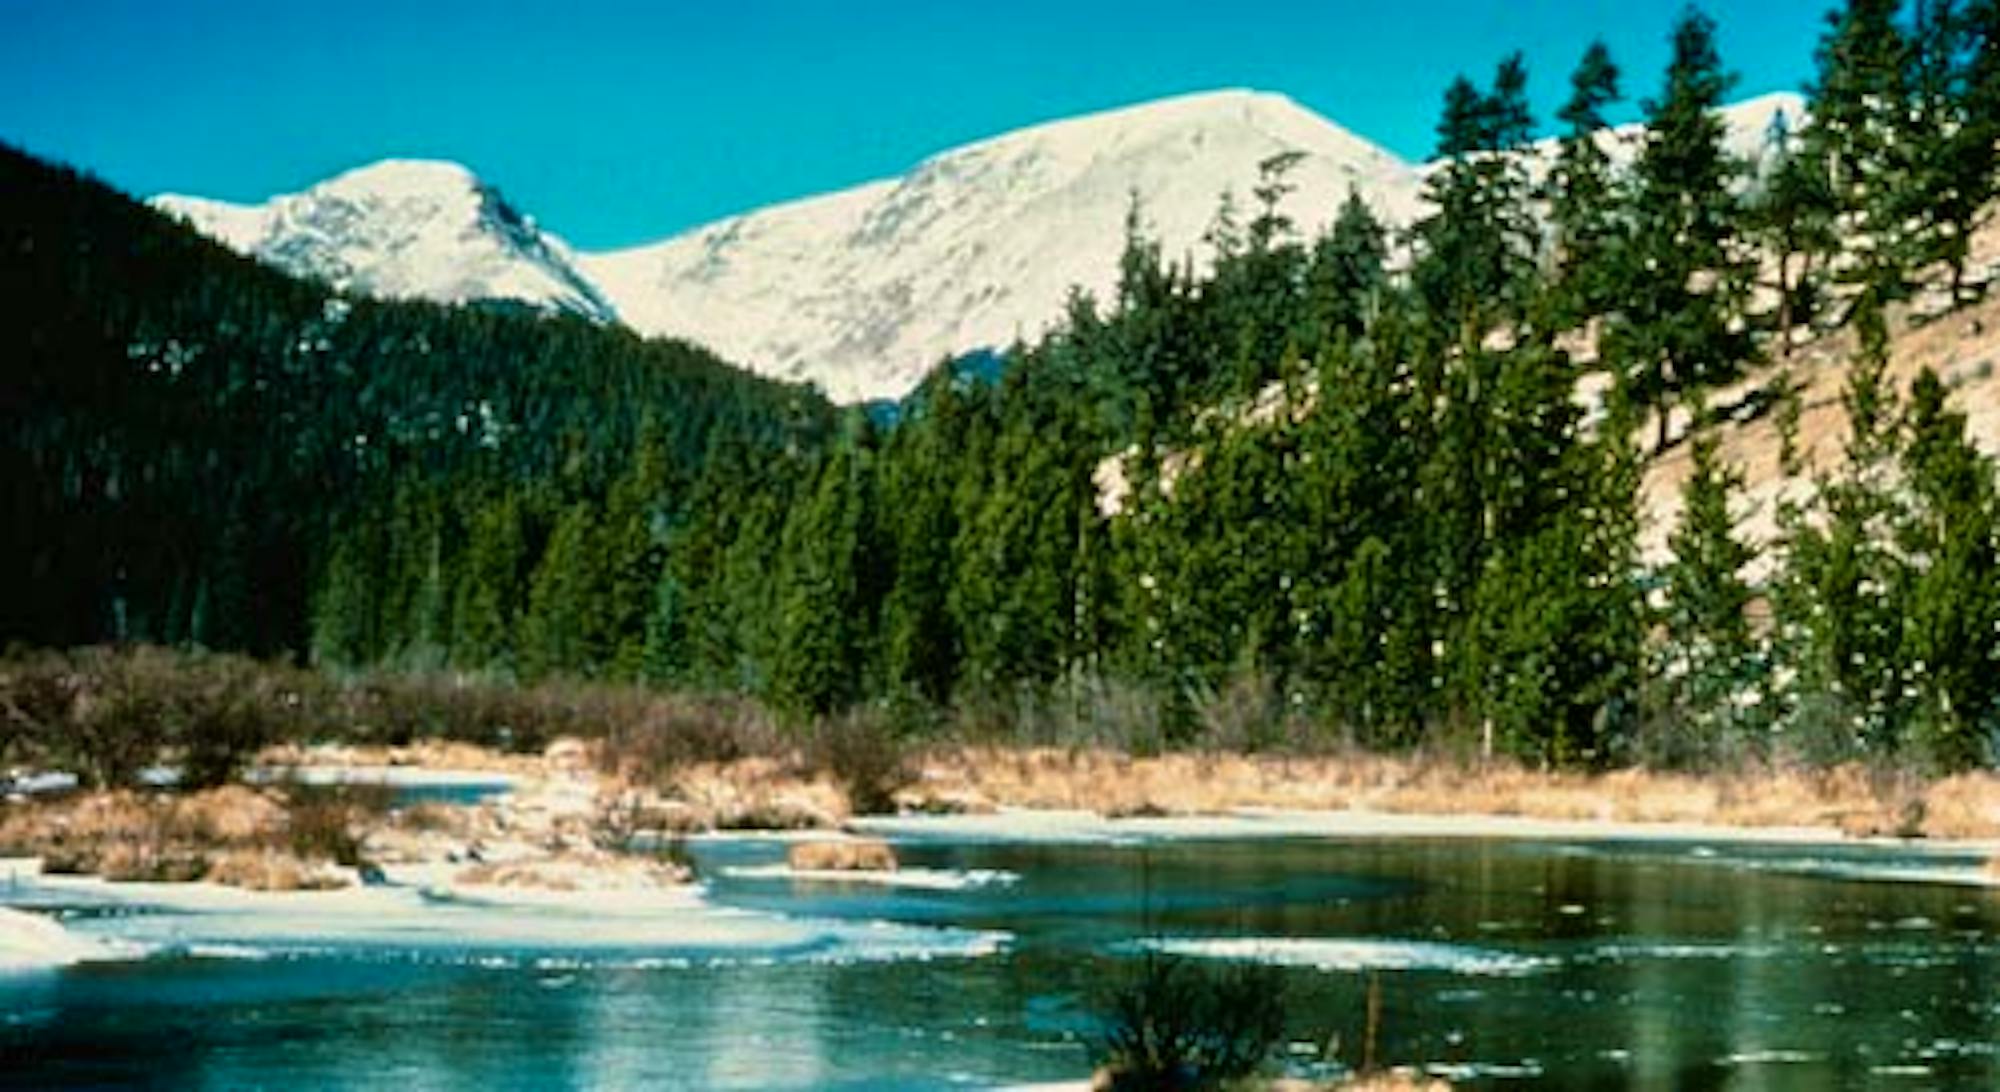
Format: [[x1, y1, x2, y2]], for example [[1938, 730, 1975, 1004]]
[[1650, 427, 1763, 765], [1896, 369, 2000, 768], [10, 0, 2000, 779], [772, 424, 881, 717], [1547, 40, 1629, 325], [0, 144, 830, 673], [1748, 109, 1839, 351], [1412, 58, 1541, 339], [1094, 954, 1287, 1091], [1307, 190, 1390, 344], [1609, 7, 1755, 452], [1772, 295, 1910, 757], [1937, 0, 2000, 298], [1806, 0, 1920, 300], [1797, 0, 2000, 303]]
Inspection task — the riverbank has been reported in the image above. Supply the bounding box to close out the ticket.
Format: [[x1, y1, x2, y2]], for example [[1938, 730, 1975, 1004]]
[[567, 733, 2000, 847], [12, 738, 2000, 900]]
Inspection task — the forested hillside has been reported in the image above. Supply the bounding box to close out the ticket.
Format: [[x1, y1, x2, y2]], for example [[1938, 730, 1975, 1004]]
[[6, 1, 2000, 775], [0, 147, 833, 658]]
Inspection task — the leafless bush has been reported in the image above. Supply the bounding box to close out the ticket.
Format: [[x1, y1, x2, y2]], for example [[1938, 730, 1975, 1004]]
[[282, 780, 393, 867], [809, 710, 911, 815], [596, 691, 782, 782]]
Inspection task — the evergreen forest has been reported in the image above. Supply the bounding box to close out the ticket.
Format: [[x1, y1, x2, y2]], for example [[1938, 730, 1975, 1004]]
[[7, 1, 2000, 773]]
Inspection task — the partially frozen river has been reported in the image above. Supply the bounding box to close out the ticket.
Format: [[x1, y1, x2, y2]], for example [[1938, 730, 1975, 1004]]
[[6, 823, 2000, 1088]]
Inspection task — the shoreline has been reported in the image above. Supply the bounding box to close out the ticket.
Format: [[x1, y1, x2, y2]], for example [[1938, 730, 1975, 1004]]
[[852, 805, 2000, 855], [8, 738, 2000, 912]]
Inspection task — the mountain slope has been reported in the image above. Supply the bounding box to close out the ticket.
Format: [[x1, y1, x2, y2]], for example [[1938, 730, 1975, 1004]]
[[154, 160, 616, 322], [583, 89, 1426, 402], [152, 89, 1807, 403], [5, 143, 829, 655]]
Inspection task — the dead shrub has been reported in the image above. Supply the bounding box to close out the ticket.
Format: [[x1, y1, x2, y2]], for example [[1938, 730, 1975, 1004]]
[[787, 838, 897, 872], [597, 692, 781, 783], [282, 781, 393, 867], [96, 842, 209, 883], [206, 849, 345, 892], [810, 711, 910, 816]]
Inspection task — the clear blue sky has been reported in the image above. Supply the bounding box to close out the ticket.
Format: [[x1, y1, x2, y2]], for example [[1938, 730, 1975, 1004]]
[[2, 0, 1830, 250]]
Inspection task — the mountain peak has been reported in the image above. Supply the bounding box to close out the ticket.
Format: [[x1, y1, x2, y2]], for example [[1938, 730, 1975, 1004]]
[[314, 158, 485, 202], [152, 159, 615, 322], [155, 89, 1803, 403], [584, 89, 1425, 401]]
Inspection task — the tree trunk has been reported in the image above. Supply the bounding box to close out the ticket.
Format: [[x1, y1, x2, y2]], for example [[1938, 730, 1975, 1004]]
[[1777, 250, 1795, 361]]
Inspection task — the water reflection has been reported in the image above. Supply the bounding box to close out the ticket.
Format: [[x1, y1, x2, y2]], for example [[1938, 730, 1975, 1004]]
[[5, 835, 2000, 1089]]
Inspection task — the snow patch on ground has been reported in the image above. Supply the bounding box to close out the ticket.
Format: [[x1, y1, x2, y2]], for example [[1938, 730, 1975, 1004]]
[[0, 907, 125, 972], [1135, 936, 1551, 977], [720, 864, 1021, 891], [3, 866, 1008, 968]]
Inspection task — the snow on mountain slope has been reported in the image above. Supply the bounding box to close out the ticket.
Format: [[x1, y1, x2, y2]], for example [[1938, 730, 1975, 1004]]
[[1511, 91, 1807, 177], [154, 160, 616, 322], [582, 90, 1427, 402], [150, 90, 1810, 403]]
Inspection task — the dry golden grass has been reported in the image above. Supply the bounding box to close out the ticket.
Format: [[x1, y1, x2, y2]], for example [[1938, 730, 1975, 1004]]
[[454, 852, 688, 892], [0, 785, 377, 887], [1328, 1073, 1451, 1091], [891, 747, 2000, 840], [661, 757, 848, 831], [95, 843, 211, 883], [1912, 773, 2000, 839], [787, 838, 897, 872], [205, 849, 346, 891], [258, 739, 548, 777]]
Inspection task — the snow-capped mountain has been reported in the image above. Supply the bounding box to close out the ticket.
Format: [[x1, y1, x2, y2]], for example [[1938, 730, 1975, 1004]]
[[152, 89, 1807, 403], [1520, 90, 1806, 176], [584, 90, 1427, 402], [153, 160, 616, 322]]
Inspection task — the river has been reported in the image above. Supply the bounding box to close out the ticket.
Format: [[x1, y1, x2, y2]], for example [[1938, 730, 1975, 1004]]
[[5, 823, 1999, 1089]]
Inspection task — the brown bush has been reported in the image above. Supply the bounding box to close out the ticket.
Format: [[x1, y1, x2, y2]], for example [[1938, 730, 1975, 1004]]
[[205, 849, 345, 891], [787, 838, 897, 872], [596, 691, 782, 782], [809, 711, 910, 816], [282, 781, 393, 867], [97, 843, 209, 883], [0, 646, 315, 789]]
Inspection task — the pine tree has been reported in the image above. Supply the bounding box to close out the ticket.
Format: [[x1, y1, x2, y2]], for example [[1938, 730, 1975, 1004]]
[[1291, 313, 1432, 739], [878, 385, 966, 707], [517, 501, 614, 681], [1940, 0, 2000, 298], [1546, 40, 1628, 326], [310, 521, 385, 668], [770, 420, 880, 717], [1771, 293, 1910, 757], [1411, 59, 1540, 341], [449, 491, 531, 673], [1607, 7, 1755, 452], [1897, 368, 2000, 769], [1806, 0, 1919, 303], [1747, 109, 1839, 355], [1455, 338, 1642, 764], [1653, 427, 1762, 763], [1305, 189, 1389, 344], [601, 426, 673, 679]]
